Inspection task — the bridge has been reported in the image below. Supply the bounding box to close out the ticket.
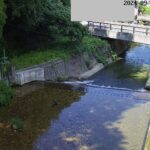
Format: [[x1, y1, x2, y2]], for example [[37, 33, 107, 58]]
[[88, 21, 150, 44]]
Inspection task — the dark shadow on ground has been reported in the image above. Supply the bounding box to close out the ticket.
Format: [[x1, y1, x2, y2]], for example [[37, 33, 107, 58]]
[[34, 85, 150, 150], [0, 82, 84, 150]]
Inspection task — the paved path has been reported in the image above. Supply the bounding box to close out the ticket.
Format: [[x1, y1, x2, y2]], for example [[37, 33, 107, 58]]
[[35, 85, 150, 150]]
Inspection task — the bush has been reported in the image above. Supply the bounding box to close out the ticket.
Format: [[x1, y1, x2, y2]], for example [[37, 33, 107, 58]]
[[0, 80, 14, 106], [10, 117, 24, 130], [66, 22, 88, 42], [139, 5, 150, 15], [76, 36, 110, 64], [76, 36, 109, 53]]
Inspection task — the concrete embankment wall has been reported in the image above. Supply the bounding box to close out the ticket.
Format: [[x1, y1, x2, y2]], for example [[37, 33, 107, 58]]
[[14, 53, 108, 85], [145, 73, 150, 90]]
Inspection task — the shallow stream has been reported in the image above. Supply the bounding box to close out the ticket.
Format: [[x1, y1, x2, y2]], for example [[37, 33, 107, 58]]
[[1, 44, 150, 150]]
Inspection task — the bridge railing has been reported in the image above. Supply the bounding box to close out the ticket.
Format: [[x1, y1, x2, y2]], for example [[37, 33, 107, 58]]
[[88, 21, 150, 36]]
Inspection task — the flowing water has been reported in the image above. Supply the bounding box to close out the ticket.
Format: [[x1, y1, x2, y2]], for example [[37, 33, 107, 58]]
[[1, 44, 150, 150], [88, 44, 150, 90]]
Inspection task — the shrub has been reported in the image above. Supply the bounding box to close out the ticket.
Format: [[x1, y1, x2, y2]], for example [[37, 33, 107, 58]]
[[139, 5, 150, 15], [75, 36, 109, 53], [110, 50, 118, 61], [75, 36, 110, 65], [10, 117, 24, 130], [0, 80, 14, 106]]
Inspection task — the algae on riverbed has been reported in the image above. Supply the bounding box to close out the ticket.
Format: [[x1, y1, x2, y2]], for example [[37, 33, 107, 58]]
[[112, 61, 149, 82], [144, 127, 150, 150], [0, 82, 84, 150]]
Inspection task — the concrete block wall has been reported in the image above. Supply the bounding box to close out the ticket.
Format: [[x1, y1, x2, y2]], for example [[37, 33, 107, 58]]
[[14, 54, 99, 85], [15, 67, 45, 85]]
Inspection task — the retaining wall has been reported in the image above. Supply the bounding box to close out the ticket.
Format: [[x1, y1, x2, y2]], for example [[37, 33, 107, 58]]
[[14, 53, 105, 85]]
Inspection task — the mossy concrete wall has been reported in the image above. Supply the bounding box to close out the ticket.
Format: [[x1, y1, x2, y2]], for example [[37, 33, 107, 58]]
[[14, 53, 106, 85]]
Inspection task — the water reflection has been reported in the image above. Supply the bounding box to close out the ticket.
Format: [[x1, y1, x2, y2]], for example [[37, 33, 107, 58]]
[[34, 86, 150, 150], [0, 82, 84, 150]]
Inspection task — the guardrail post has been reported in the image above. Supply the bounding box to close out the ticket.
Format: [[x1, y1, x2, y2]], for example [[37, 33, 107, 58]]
[[88, 21, 90, 27], [133, 27, 135, 34], [99, 22, 101, 29], [110, 24, 112, 30], [121, 26, 123, 32], [146, 28, 148, 35]]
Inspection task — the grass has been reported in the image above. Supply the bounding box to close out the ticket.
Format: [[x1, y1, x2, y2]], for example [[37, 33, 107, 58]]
[[10, 36, 110, 70], [11, 49, 70, 70]]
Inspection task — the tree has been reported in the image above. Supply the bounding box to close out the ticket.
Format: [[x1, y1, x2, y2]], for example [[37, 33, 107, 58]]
[[61, 0, 70, 6], [0, 0, 6, 39], [4, 0, 87, 49], [6, 0, 47, 28]]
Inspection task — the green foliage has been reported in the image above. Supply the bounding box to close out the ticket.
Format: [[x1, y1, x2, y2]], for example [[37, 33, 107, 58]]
[[76, 36, 109, 53], [95, 53, 108, 65], [10, 37, 73, 69], [66, 22, 88, 42], [110, 50, 118, 61], [11, 49, 70, 70], [139, 5, 145, 13], [5, 0, 87, 46], [0, 0, 6, 39], [75, 36, 110, 65], [10, 117, 24, 130], [139, 5, 150, 15], [11, 36, 111, 69], [143, 6, 150, 15], [0, 80, 14, 106], [61, 0, 70, 6], [6, 0, 47, 27]]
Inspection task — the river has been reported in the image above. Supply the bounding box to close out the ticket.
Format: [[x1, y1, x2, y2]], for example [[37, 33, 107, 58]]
[[0, 44, 150, 150], [88, 44, 150, 90]]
